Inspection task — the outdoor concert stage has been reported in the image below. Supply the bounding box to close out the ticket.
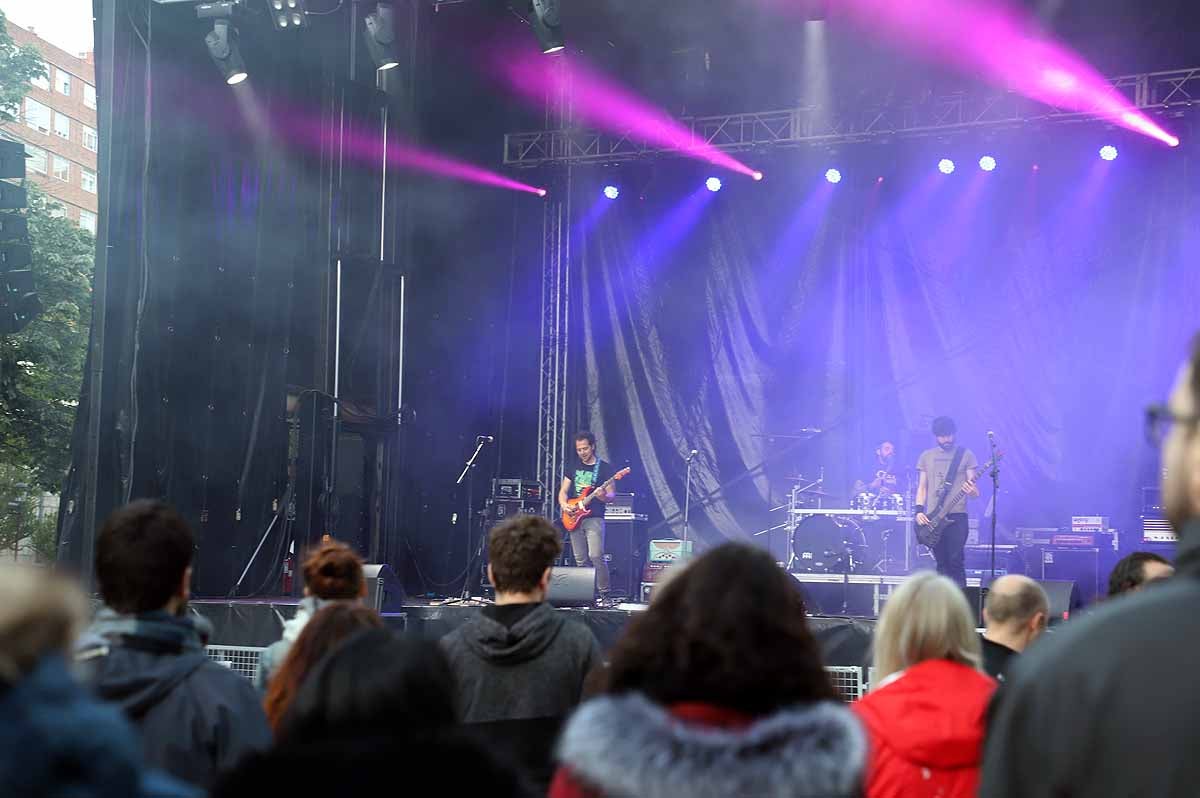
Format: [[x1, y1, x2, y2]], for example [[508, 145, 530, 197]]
[[190, 597, 877, 668]]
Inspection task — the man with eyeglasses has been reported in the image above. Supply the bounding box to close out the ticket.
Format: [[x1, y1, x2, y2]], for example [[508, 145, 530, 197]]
[[980, 336, 1200, 798]]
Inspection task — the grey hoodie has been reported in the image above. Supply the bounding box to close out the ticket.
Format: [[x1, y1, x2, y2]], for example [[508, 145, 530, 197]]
[[439, 602, 601, 723]]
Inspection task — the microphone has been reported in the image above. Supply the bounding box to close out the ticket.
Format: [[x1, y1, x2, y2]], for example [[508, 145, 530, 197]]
[[686, 449, 698, 462], [987, 430, 995, 441], [477, 435, 494, 443]]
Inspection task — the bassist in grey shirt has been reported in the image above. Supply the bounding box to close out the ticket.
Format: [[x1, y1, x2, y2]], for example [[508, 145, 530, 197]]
[[914, 416, 979, 586]]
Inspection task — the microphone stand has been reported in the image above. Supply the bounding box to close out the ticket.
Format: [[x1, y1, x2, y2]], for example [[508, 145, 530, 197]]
[[988, 433, 1000, 580], [682, 450, 696, 542], [455, 437, 490, 602]]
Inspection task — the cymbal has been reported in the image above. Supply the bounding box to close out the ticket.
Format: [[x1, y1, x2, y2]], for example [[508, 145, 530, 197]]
[[794, 486, 835, 497]]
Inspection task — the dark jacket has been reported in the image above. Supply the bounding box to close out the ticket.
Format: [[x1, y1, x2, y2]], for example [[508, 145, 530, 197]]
[[439, 601, 601, 723], [980, 635, 1018, 682], [549, 694, 866, 798], [75, 608, 272, 789], [0, 655, 200, 798], [853, 659, 996, 798], [981, 519, 1200, 798]]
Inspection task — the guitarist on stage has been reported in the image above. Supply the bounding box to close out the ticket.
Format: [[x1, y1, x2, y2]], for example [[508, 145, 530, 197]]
[[559, 431, 615, 597], [914, 417, 979, 587]]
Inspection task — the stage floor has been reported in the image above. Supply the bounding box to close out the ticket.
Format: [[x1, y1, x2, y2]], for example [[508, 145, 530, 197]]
[[190, 597, 876, 667]]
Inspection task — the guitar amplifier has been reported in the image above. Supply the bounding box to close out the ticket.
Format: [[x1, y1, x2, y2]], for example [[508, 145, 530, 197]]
[[491, 478, 543, 501], [1017, 527, 1057, 547], [1142, 516, 1177, 543]]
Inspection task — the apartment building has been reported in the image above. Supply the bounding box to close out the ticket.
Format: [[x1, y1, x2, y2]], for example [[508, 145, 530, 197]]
[[0, 20, 98, 234]]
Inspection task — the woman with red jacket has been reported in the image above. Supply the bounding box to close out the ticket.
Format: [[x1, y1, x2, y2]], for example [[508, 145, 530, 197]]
[[549, 543, 866, 798], [853, 571, 997, 798]]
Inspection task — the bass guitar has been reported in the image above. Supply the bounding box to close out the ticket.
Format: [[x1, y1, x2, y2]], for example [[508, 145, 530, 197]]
[[916, 452, 1003, 548], [562, 467, 631, 531]]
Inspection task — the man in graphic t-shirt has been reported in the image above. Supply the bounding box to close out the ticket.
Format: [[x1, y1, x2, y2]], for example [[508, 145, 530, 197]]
[[914, 416, 979, 587], [558, 431, 614, 596]]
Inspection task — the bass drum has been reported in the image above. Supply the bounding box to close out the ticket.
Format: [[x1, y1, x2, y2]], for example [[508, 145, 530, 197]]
[[792, 515, 867, 573]]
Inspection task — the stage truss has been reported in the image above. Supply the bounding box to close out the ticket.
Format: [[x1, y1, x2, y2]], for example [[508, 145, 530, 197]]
[[535, 58, 573, 515], [505, 66, 1200, 167]]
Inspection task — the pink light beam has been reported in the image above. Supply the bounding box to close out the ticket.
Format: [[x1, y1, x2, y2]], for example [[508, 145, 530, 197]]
[[497, 48, 761, 179], [769, 0, 1178, 147]]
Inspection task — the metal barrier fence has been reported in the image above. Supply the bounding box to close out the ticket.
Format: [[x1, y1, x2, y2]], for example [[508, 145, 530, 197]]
[[207, 644, 876, 700], [206, 645, 265, 683]]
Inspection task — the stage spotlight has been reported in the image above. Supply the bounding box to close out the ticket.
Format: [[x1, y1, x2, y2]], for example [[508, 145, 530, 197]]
[[265, 0, 308, 29], [752, 171, 764, 182], [1099, 145, 1118, 161], [363, 3, 401, 71], [603, 185, 620, 200], [938, 158, 955, 174], [537, 188, 548, 197], [204, 18, 248, 85], [705, 177, 722, 193], [824, 168, 842, 184], [979, 155, 997, 172], [528, 0, 564, 54]]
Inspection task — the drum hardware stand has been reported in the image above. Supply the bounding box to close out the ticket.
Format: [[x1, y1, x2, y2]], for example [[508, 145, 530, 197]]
[[987, 430, 1000, 580], [785, 477, 822, 570]]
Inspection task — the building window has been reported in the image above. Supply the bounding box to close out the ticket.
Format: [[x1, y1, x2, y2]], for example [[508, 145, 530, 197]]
[[81, 168, 97, 193], [48, 203, 67, 219], [82, 125, 98, 152], [27, 145, 47, 175], [55, 69, 71, 95], [84, 83, 96, 109], [79, 210, 97, 234], [24, 98, 51, 134], [53, 113, 70, 140], [31, 62, 50, 91], [52, 155, 70, 181]]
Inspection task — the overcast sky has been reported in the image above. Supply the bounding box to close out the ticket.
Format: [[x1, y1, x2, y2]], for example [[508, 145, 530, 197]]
[[1, 0, 94, 56]]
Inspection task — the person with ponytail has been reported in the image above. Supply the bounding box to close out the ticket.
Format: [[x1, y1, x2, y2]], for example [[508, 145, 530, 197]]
[[255, 539, 366, 689]]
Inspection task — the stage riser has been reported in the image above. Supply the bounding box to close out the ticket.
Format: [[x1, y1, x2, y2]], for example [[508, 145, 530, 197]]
[[189, 600, 875, 667]]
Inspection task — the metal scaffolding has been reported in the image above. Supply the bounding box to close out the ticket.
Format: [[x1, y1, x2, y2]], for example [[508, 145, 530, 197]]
[[504, 66, 1200, 167], [535, 58, 573, 515]]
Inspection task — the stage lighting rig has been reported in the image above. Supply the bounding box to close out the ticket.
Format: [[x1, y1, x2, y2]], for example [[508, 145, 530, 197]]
[[265, 0, 308, 29], [363, 3, 401, 71], [527, 0, 564, 54], [205, 18, 249, 84]]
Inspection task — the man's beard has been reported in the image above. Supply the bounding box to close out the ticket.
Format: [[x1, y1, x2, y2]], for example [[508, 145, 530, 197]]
[[939, 441, 955, 451]]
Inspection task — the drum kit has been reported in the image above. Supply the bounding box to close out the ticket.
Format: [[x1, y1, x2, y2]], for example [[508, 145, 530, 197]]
[[784, 477, 914, 575]]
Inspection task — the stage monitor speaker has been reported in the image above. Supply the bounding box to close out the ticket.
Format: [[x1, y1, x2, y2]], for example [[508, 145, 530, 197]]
[[548, 566, 596, 607], [1038, 578, 1083, 624], [363, 564, 406, 613]]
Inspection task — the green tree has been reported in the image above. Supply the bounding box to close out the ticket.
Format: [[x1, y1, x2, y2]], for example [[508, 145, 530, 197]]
[[0, 186, 93, 492], [0, 10, 46, 123]]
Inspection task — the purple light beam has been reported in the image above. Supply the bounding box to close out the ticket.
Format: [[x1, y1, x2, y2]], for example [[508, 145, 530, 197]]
[[767, 0, 1178, 147], [496, 48, 761, 179]]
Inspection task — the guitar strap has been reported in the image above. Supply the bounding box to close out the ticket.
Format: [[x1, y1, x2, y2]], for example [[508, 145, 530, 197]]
[[928, 446, 965, 518]]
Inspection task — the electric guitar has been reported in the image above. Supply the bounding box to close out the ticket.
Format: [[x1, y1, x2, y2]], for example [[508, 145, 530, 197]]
[[916, 451, 1003, 548], [561, 467, 631, 531]]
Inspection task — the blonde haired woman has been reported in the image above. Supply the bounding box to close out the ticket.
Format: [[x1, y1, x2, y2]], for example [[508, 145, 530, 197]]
[[853, 571, 996, 798]]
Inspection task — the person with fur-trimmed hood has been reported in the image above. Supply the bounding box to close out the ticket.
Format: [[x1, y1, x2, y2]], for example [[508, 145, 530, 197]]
[[548, 543, 866, 798]]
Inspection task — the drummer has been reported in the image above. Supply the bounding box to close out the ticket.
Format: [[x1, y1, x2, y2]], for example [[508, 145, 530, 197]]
[[852, 439, 900, 503]]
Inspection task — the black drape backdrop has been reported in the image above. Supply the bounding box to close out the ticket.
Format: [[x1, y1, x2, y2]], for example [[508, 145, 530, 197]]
[[572, 129, 1200, 554]]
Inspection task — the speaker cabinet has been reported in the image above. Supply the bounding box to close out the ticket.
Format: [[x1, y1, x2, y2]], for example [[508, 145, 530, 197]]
[[1040, 547, 1100, 605], [547, 566, 596, 607], [363, 563, 406, 613]]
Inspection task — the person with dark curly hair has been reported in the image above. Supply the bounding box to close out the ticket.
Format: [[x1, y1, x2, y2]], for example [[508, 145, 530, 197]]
[[256, 538, 366, 689], [75, 500, 271, 789], [262, 602, 383, 733], [549, 543, 866, 798], [441, 514, 601, 792]]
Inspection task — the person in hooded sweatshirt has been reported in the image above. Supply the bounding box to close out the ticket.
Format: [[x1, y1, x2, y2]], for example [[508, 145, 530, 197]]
[[852, 570, 996, 798], [255, 538, 366, 690], [549, 543, 866, 798], [75, 500, 272, 789], [439, 513, 601, 791]]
